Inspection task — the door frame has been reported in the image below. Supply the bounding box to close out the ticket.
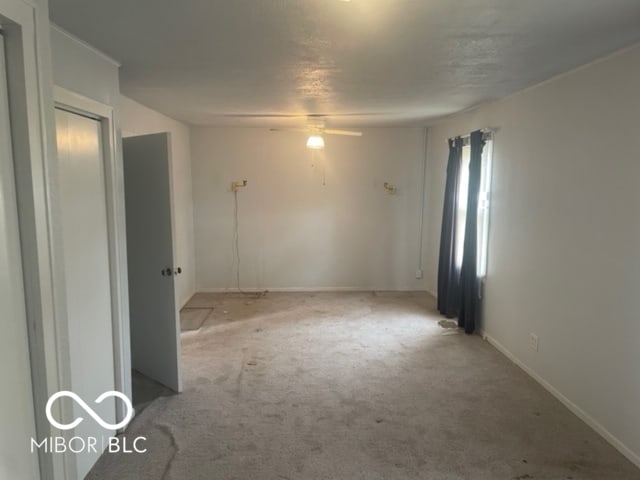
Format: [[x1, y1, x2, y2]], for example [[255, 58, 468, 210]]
[[0, 28, 40, 480], [54, 86, 132, 426], [0, 0, 70, 478]]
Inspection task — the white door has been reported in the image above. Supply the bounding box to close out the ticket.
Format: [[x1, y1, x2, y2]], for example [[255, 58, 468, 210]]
[[123, 133, 182, 392], [0, 33, 41, 480], [56, 108, 116, 479]]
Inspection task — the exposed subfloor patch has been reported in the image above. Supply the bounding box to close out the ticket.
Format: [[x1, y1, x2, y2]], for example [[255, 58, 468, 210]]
[[89, 292, 640, 480], [180, 308, 211, 332]]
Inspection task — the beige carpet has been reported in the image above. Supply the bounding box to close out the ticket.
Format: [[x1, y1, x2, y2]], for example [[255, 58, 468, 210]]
[[87, 291, 640, 479]]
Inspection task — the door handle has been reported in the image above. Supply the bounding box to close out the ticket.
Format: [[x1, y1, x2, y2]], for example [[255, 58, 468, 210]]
[[161, 268, 173, 276], [174, 267, 182, 275]]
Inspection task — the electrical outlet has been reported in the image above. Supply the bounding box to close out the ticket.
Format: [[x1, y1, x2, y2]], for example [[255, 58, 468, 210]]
[[415, 269, 423, 279], [529, 333, 539, 352]]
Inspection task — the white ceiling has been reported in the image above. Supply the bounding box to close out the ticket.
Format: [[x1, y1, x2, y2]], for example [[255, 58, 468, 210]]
[[49, 0, 640, 127]]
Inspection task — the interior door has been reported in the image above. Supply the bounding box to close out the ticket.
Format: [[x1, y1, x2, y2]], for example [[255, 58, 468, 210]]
[[123, 133, 182, 392], [0, 32, 40, 480], [56, 108, 116, 479]]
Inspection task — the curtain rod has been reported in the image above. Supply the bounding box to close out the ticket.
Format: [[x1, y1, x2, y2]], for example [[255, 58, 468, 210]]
[[448, 128, 493, 143]]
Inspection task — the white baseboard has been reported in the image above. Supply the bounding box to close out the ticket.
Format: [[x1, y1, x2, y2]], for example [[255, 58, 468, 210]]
[[483, 333, 640, 469], [179, 291, 196, 309], [196, 286, 425, 293]]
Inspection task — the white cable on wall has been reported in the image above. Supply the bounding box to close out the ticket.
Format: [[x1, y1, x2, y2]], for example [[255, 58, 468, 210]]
[[232, 189, 244, 293], [230, 185, 266, 297], [417, 127, 429, 277]]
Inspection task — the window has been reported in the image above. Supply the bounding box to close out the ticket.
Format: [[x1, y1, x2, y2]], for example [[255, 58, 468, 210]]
[[477, 138, 493, 278], [454, 145, 471, 268], [454, 137, 493, 278]]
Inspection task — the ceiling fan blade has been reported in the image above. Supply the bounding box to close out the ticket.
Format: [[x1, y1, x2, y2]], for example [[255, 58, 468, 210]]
[[215, 112, 385, 119], [308, 113, 385, 117], [220, 113, 308, 118], [324, 129, 363, 137], [269, 127, 309, 133]]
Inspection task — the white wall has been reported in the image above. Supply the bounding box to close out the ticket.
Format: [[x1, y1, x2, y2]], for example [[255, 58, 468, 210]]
[[424, 44, 640, 465], [191, 127, 428, 291], [50, 26, 119, 107], [119, 95, 196, 307]]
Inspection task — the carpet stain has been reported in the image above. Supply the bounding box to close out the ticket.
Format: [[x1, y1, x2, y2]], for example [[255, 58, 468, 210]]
[[156, 424, 179, 480], [438, 319, 458, 329]]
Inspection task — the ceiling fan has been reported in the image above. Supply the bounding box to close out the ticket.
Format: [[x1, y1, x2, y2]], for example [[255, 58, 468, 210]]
[[267, 116, 363, 149]]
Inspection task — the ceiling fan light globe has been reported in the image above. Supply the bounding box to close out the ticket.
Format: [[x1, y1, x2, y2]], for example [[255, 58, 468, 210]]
[[306, 135, 325, 149]]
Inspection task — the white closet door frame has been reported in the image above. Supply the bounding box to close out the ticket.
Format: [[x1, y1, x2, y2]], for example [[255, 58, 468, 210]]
[[54, 86, 132, 427], [0, 30, 39, 480], [0, 1, 71, 479]]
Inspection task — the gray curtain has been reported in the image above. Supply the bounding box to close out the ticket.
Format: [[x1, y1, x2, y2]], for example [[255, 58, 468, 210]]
[[437, 137, 463, 318], [458, 130, 485, 334]]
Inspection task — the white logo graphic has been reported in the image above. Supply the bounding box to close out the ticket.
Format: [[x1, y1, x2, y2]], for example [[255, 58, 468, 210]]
[[45, 391, 134, 431]]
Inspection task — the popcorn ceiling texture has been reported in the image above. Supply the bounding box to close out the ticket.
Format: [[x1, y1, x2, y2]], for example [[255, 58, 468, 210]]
[[50, 1, 640, 127]]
